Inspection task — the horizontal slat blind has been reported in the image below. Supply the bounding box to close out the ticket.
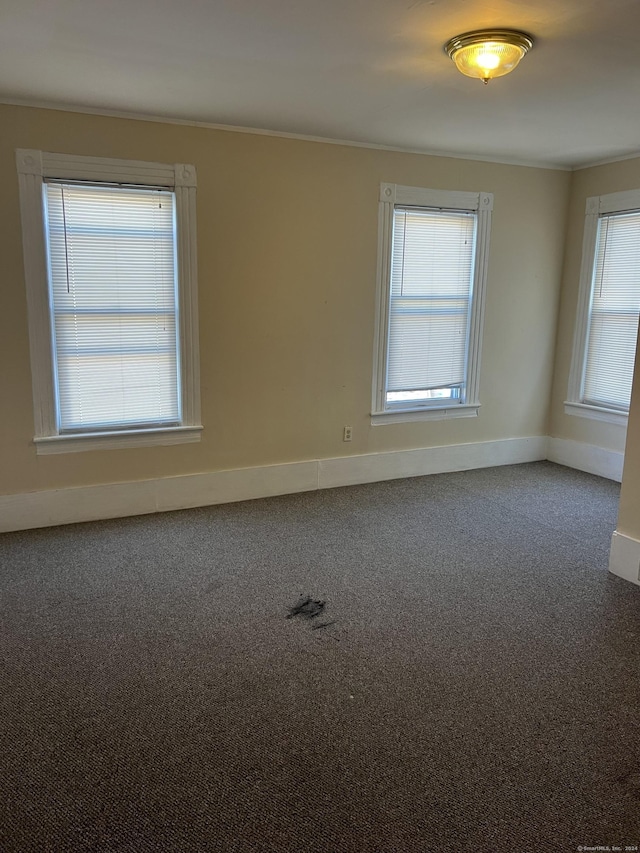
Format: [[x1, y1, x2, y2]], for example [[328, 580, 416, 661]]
[[387, 207, 476, 399], [583, 211, 640, 410], [45, 182, 180, 432]]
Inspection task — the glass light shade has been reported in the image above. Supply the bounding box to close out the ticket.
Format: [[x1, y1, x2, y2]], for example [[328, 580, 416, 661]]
[[445, 30, 533, 83]]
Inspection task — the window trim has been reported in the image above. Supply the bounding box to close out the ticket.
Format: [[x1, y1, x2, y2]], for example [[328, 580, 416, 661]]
[[371, 183, 493, 425], [16, 149, 202, 453], [565, 188, 640, 426]]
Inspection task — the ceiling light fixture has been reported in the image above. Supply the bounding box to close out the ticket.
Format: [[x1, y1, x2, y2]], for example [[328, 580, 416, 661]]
[[444, 29, 534, 85]]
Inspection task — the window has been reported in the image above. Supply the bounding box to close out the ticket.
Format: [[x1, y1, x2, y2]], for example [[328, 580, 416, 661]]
[[566, 189, 640, 426], [16, 150, 201, 453], [372, 183, 493, 424]]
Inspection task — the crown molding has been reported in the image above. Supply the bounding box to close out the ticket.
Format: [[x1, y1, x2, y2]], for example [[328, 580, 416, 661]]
[[0, 96, 571, 172], [573, 149, 640, 171]]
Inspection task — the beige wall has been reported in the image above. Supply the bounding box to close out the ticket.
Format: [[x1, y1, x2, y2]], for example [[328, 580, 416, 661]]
[[548, 156, 640, 453], [617, 335, 640, 538], [0, 103, 570, 497]]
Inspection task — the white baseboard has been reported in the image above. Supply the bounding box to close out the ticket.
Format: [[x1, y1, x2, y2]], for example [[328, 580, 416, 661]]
[[0, 435, 547, 533], [0, 461, 318, 533], [546, 437, 624, 482], [318, 436, 548, 489], [609, 530, 640, 586]]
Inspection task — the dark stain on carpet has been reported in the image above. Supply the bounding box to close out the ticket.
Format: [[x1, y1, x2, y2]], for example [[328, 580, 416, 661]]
[[286, 596, 326, 620]]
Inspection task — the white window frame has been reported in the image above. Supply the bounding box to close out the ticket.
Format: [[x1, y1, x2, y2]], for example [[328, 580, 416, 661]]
[[565, 188, 640, 427], [16, 149, 202, 454], [372, 183, 493, 425]]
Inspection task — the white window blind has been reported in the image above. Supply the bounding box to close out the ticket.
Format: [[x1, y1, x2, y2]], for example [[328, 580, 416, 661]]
[[583, 210, 640, 411], [387, 206, 476, 405], [44, 182, 181, 432]]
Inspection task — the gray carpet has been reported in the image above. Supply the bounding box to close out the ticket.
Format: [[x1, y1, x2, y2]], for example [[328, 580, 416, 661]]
[[1, 461, 639, 852]]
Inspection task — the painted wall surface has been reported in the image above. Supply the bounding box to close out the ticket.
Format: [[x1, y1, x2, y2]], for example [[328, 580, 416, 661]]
[[617, 332, 640, 538], [0, 104, 569, 497], [548, 157, 640, 453]]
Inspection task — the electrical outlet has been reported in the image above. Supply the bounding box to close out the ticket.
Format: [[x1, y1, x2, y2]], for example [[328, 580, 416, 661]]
[[343, 425, 352, 442]]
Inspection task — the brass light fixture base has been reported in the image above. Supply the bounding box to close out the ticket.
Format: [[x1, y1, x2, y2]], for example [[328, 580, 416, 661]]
[[445, 29, 534, 84]]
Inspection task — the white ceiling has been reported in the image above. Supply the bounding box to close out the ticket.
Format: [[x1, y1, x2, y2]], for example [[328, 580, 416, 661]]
[[2, 0, 640, 168]]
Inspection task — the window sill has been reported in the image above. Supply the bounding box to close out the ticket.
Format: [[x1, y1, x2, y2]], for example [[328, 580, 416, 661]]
[[371, 404, 480, 426], [34, 425, 203, 455], [563, 401, 628, 427]]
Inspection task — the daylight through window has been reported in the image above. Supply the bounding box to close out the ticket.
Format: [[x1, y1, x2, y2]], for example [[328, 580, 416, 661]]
[[16, 150, 201, 453], [45, 182, 181, 432], [372, 184, 492, 423], [567, 188, 640, 425]]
